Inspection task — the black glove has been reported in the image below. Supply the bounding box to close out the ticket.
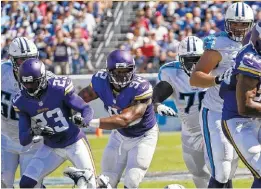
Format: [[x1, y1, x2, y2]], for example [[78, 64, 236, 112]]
[[72, 114, 87, 128], [214, 67, 233, 85], [31, 125, 55, 137]]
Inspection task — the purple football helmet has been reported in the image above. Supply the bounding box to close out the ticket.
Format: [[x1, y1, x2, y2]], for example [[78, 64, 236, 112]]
[[106, 50, 135, 88], [250, 21, 261, 55], [19, 58, 47, 97]]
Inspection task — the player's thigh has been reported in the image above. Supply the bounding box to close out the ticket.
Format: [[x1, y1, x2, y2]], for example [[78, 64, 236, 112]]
[[23, 144, 65, 182], [125, 126, 158, 185], [1, 148, 19, 188], [224, 118, 261, 177], [181, 134, 208, 176], [66, 138, 96, 173], [101, 131, 128, 187]]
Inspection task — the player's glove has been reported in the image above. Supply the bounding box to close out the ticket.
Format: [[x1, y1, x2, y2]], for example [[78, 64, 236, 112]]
[[157, 104, 177, 117], [72, 114, 88, 128], [31, 125, 55, 137], [214, 67, 233, 85]]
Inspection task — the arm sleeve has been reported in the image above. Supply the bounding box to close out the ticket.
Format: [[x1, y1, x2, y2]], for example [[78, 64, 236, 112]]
[[18, 111, 33, 146], [65, 92, 94, 125]]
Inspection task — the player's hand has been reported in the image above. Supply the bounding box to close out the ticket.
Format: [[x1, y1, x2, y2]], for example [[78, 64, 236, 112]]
[[31, 125, 55, 137], [72, 114, 88, 128], [214, 67, 233, 85], [157, 104, 177, 117]]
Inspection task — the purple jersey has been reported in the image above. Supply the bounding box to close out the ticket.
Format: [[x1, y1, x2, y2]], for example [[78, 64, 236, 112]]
[[13, 76, 93, 148], [220, 44, 261, 120], [91, 70, 156, 137]]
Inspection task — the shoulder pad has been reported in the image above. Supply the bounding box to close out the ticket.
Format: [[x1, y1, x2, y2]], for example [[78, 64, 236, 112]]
[[91, 70, 109, 93], [158, 61, 181, 80], [238, 53, 261, 77], [12, 92, 22, 112], [50, 76, 75, 96], [203, 32, 228, 50], [130, 76, 153, 101], [1, 61, 12, 73]]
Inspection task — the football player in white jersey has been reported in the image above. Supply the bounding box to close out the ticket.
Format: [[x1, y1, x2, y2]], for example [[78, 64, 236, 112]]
[[153, 36, 210, 188], [1, 37, 53, 188], [190, 2, 254, 188]]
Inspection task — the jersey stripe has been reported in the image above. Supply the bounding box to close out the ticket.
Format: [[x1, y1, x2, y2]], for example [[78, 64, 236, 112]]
[[64, 82, 74, 95], [238, 66, 261, 76], [134, 85, 153, 100], [202, 107, 215, 177]]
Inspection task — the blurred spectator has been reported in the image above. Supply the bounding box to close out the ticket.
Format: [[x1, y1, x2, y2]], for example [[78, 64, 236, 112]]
[[52, 29, 77, 75], [151, 11, 168, 41], [1, 1, 112, 74]]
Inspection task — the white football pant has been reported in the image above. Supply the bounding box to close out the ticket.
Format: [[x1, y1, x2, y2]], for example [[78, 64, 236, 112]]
[[101, 125, 158, 188], [199, 107, 238, 183]]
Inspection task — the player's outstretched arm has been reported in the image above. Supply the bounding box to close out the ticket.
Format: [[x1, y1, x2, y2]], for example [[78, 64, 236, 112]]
[[78, 85, 99, 103], [89, 99, 151, 130], [17, 111, 34, 146], [152, 81, 177, 116], [236, 74, 261, 117], [190, 50, 222, 87]]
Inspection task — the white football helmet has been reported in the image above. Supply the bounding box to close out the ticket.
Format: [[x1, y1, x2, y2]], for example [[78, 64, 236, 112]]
[[178, 36, 203, 76], [8, 37, 39, 74], [164, 184, 186, 189], [225, 2, 254, 42]]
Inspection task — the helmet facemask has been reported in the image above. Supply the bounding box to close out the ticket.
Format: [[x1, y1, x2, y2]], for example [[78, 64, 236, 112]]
[[20, 75, 47, 98], [108, 65, 135, 89], [179, 55, 201, 76], [11, 55, 38, 75], [225, 20, 253, 42]]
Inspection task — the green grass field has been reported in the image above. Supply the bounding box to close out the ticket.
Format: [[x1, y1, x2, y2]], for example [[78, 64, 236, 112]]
[[15, 132, 252, 188]]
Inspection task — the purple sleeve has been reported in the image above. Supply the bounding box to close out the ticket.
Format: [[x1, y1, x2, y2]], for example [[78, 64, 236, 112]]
[[64, 92, 94, 125], [18, 111, 33, 146]]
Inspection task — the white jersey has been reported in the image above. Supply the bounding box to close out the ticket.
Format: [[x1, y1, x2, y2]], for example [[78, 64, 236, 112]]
[[1, 61, 55, 143], [1, 61, 20, 142], [159, 61, 207, 136], [202, 32, 242, 112]]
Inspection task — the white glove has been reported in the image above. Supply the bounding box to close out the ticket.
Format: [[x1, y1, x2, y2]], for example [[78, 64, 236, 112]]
[[157, 104, 177, 117]]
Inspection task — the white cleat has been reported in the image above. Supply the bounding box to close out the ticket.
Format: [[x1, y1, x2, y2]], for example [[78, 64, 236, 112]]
[[64, 167, 95, 188], [97, 175, 112, 189]]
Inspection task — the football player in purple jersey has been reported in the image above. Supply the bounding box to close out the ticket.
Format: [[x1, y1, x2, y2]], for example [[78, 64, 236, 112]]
[[12, 58, 97, 188], [220, 22, 261, 188], [71, 50, 158, 188]]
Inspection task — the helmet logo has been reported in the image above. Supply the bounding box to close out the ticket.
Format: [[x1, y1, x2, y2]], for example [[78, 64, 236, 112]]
[[22, 76, 33, 82]]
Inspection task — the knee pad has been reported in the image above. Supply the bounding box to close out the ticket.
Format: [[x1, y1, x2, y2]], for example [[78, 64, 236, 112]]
[[20, 175, 37, 188], [124, 168, 144, 189]]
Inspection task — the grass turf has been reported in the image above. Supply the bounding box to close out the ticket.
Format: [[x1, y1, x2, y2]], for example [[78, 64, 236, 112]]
[[15, 132, 250, 188]]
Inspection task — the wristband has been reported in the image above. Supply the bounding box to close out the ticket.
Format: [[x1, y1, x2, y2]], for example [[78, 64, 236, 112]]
[[89, 119, 100, 128], [214, 75, 222, 85]]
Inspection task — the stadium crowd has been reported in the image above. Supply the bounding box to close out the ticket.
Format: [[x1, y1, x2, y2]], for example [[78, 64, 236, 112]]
[[120, 1, 261, 73], [1, 1, 261, 74], [1, 1, 113, 74]]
